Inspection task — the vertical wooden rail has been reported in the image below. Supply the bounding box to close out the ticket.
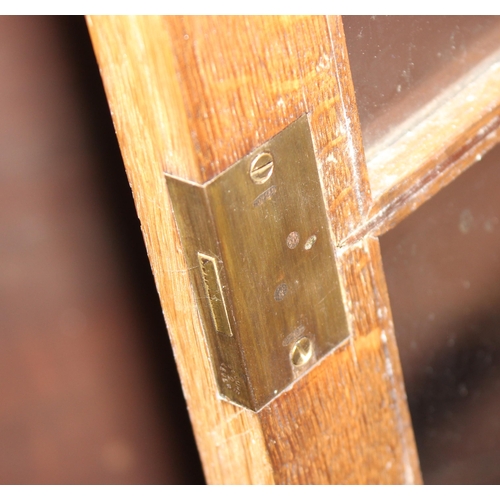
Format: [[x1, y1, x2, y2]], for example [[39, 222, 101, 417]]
[[87, 15, 421, 484]]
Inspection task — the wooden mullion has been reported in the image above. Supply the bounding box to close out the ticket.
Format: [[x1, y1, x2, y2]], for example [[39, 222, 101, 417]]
[[342, 57, 500, 245]]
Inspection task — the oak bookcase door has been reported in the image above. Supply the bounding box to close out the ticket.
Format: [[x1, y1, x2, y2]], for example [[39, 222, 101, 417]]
[[87, 16, 500, 484]]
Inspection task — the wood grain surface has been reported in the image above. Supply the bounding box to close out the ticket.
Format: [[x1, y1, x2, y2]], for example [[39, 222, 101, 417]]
[[164, 15, 371, 244], [87, 15, 273, 485], [261, 236, 419, 484], [87, 15, 421, 484]]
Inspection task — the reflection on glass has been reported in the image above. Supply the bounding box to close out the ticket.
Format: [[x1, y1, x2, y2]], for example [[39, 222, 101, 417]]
[[380, 144, 500, 484], [343, 16, 500, 158]]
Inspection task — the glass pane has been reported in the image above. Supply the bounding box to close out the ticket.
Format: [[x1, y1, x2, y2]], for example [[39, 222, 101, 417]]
[[343, 16, 500, 158], [380, 144, 500, 484]]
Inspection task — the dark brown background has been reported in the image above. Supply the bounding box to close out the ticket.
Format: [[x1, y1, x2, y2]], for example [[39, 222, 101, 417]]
[[381, 143, 500, 484], [0, 15, 203, 484]]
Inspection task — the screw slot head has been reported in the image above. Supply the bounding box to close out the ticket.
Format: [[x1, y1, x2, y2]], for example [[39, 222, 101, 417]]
[[291, 337, 313, 367], [250, 152, 274, 184]]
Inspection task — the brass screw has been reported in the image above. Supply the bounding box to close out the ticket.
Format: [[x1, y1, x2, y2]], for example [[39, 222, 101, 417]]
[[304, 234, 317, 250], [291, 337, 313, 366], [250, 152, 274, 184]]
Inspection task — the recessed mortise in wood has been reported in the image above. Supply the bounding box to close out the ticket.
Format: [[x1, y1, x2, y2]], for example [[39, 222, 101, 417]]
[[166, 116, 349, 411]]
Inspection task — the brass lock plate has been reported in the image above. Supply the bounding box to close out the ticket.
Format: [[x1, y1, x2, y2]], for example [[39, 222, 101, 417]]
[[166, 115, 349, 411]]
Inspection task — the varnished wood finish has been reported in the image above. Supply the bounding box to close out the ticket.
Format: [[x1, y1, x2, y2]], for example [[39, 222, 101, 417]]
[[87, 15, 273, 485], [88, 15, 421, 483], [164, 15, 371, 244], [261, 237, 419, 484]]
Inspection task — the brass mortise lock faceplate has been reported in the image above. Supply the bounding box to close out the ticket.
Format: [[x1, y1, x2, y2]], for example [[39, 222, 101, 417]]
[[166, 115, 349, 411]]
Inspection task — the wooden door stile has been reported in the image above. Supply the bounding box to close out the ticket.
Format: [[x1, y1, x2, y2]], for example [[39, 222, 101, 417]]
[[87, 15, 421, 484]]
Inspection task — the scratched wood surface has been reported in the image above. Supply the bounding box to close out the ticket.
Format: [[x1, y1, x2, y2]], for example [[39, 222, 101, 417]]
[[87, 15, 421, 484]]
